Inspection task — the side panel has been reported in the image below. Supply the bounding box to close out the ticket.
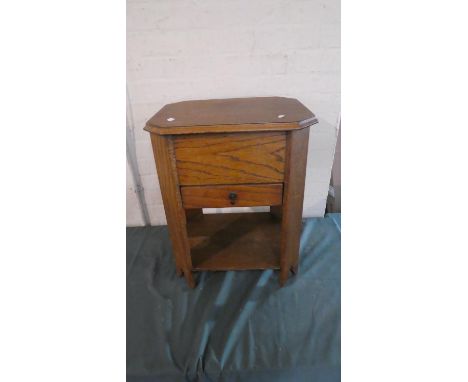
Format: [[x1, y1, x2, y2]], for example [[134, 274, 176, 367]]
[[150, 133, 195, 288]]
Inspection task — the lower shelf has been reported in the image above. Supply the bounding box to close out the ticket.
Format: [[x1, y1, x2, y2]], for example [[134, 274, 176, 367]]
[[186, 212, 281, 271]]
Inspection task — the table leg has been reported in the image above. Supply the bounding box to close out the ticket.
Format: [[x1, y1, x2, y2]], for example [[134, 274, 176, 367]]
[[279, 128, 309, 286], [151, 133, 195, 288]]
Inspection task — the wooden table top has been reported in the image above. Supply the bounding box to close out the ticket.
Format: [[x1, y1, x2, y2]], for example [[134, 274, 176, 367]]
[[145, 97, 317, 135]]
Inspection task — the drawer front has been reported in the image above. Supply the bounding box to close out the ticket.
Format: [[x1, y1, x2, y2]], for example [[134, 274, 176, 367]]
[[180, 183, 283, 209], [174, 132, 286, 185]]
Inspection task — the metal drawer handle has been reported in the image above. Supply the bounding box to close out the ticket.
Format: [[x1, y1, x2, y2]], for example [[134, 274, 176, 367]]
[[228, 192, 237, 205]]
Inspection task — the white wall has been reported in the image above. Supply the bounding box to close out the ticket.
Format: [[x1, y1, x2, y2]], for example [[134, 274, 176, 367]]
[[126, 0, 340, 226]]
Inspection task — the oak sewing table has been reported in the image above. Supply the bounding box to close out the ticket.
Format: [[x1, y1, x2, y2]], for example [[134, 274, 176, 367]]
[[144, 97, 317, 288]]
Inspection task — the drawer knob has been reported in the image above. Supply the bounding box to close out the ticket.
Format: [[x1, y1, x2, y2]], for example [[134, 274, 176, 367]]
[[228, 192, 237, 205]]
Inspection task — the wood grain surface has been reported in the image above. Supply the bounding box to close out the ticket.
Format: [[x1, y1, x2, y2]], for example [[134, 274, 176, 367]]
[[180, 183, 283, 208], [174, 132, 286, 185], [150, 133, 195, 288], [146, 97, 315, 287], [144, 97, 318, 135], [279, 128, 310, 285], [187, 212, 281, 271]]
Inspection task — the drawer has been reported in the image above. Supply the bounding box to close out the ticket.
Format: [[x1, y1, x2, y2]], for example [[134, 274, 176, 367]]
[[180, 183, 283, 209], [174, 132, 286, 185]]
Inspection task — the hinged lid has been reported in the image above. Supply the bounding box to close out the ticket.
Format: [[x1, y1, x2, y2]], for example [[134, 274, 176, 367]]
[[144, 97, 317, 135]]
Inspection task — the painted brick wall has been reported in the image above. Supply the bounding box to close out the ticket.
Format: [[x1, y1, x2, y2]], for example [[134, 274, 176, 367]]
[[126, 0, 340, 226]]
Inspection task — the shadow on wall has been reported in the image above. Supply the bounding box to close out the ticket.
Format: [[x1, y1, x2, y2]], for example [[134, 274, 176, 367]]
[[327, 123, 341, 213], [302, 114, 340, 217]]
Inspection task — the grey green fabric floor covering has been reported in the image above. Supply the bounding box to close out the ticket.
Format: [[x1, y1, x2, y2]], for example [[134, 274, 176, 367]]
[[127, 213, 341, 382]]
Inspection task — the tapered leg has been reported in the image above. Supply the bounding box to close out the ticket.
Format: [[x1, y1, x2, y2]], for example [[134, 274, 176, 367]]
[[151, 133, 195, 288], [279, 128, 309, 286], [183, 270, 195, 289]]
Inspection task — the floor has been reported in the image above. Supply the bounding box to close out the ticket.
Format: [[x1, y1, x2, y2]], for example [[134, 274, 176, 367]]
[[127, 213, 341, 382]]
